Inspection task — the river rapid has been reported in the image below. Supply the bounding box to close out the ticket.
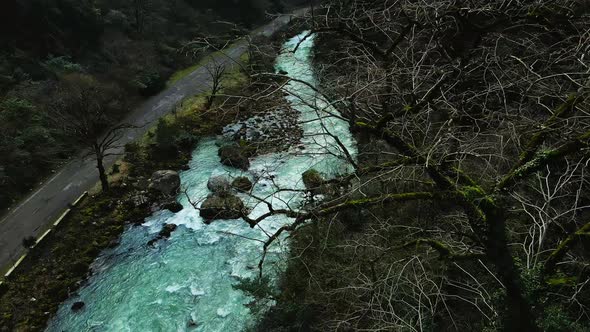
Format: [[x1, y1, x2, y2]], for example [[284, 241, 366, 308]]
[[47, 30, 356, 332]]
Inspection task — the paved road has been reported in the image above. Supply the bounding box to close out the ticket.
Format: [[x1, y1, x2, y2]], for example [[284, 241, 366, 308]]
[[0, 11, 305, 271]]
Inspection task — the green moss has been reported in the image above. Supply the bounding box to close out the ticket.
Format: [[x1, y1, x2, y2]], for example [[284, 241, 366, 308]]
[[512, 149, 559, 180], [460, 185, 486, 201], [302, 169, 324, 190], [460, 185, 495, 206], [546, 276, 577, 286]]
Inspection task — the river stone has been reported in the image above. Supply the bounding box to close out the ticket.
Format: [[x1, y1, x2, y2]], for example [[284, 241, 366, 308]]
[[161, 201, 183, 213], [207, 175, 231, 194], [231, 176, 253, 192], [147, 223, 178, 246], [200, 194, 245, 221], [218, 144, 250, 170], [71, 301, 85, 312], [149, 170, 180, 195], [159, 223, 177, 239]]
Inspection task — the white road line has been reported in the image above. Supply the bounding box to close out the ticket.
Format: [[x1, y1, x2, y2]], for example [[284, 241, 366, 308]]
[[0, 166, 69, 225]]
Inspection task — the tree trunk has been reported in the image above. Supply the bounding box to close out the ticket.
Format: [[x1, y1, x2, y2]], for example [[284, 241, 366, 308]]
[[94, 145, 109, 192], [206, 95, 214, 110], [487, 210, 539, 332]]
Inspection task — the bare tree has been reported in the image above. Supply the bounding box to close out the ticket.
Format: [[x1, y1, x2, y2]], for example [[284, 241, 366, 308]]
[[205, 60, 226, 109], [50, 74, 131, 192]]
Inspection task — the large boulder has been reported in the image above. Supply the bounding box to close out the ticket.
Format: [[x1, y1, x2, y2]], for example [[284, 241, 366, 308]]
[[218, 144, 250, 170], [231, 176, 253, 192], [149, 170, 180, 195], [207, 175, 231, 194], [161, 201, 183, 213], [200, 194, 245, 221], [302, 169, 324, 191]]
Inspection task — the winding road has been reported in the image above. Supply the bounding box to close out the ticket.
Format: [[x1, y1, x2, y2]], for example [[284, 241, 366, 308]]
[[0, 11, 305, 272]]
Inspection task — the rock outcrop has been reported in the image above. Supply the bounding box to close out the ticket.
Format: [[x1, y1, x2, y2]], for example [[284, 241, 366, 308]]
[[149, 170, 180, 195]]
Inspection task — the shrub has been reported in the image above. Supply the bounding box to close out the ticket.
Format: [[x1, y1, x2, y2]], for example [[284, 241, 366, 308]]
[[43, 56, 84, 75], [132, 70, 166, 96]]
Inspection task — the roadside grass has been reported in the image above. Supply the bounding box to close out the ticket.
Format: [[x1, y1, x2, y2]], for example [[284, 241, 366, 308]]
[[166, 44, 243, 87], [149, 53, 250, 146]]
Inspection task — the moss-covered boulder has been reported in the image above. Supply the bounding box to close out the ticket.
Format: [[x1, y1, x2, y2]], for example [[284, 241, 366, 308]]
[[231, 176, 253, 192], [302, 169, 324, 191], [200, 194, 245, 221]]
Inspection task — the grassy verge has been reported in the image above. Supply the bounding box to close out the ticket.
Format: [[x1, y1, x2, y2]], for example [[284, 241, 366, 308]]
[[166, 44, 243, 87]]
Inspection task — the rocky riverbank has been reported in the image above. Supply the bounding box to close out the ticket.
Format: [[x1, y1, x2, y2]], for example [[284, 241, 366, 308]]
[[222, 105, 303, 155]]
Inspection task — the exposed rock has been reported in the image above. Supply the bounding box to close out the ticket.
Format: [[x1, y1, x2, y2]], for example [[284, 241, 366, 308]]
[[161, 201, 183, 213], [147, 223, 178, 246], [207, 175, 231, 194], [302, 169, 324, 191], [200, 194, 245, 221], [221, 108, 302, 156], [231, 176, 253, 192], [71, 301, 85, 312], [218, 144, 250, 170], [159, 223, 177, 239], [149, 170, 180, 195]]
